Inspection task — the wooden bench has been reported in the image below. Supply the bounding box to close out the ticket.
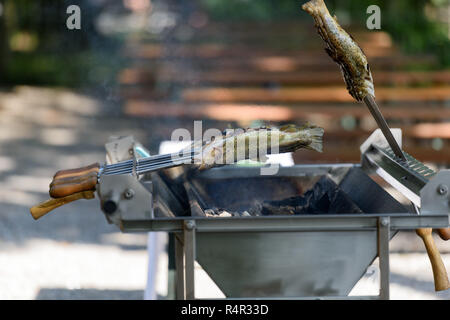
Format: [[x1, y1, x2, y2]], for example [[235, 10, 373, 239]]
[[180, 86, 450, 103], [119, 68, 450, 87], [118, 23, 449, 164]]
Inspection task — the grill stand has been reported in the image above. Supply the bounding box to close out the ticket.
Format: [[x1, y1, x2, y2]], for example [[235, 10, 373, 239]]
[[168, 215, 447, 300], [96, 132, 449, 300]]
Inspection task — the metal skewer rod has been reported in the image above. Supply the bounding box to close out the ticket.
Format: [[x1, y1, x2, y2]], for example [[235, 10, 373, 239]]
[[103, 154, 194, 176], [103, 149, 199, 172], [139, 149, 198, 167], [103, 154, 174, 173], [105, 157, 191, 175], [137, 155, 194, 173], [103, 149, 200, 174], [363, 94, 407, 162]]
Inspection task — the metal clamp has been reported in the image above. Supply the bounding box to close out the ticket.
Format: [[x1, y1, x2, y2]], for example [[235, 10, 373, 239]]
[[99, 136, 153, 227]]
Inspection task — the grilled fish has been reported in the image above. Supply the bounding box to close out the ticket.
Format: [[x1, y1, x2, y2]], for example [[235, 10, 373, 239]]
[[302, 0, 375, 101], [196, 124, 324, 170]]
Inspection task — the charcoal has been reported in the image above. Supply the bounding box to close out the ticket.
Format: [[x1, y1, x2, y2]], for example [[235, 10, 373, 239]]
[[258, 176, 363, 215], [204, 176, 363, 217]]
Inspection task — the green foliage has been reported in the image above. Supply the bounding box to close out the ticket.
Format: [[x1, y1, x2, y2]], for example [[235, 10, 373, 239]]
[[1, 0, 449, 87], [200, 0, 450, 67], [0, 0, 123, 88], [4, 51, 123, 88], [384, 1, 450, 66], [199, 0, 301, 21]]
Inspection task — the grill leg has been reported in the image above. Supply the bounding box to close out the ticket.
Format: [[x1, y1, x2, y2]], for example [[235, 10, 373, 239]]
[[175, 233, 185, 300], [184, 220, 196, 300], [167, 234, 176, 300], [378, 217, 390, 300]]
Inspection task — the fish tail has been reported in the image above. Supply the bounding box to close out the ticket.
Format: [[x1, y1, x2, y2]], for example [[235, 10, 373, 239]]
[[301, 0, 326, 15], [305, 127, 324, 153]]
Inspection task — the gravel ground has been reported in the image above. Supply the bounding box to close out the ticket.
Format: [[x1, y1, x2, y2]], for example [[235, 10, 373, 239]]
[[0, 87, 449, 300]]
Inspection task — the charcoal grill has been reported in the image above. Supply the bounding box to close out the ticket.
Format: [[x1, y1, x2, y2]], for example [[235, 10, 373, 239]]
[[96, 129, 449, 300]]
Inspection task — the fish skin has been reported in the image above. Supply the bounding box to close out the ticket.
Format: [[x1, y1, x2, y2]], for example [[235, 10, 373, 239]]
[[302, 0, 375, 101], [197, 124, 324, 170]]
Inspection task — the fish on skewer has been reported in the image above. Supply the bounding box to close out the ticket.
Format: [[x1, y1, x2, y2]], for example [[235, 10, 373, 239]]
[[302, 0, 449, 291], [30, 123, 324, 218], [302, 0, 374, 101], [301, 0, 406, 162], [195, 123, 324, 170]]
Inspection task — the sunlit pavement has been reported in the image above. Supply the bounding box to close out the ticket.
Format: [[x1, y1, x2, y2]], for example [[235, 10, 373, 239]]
[[0, 87, 449, 300], [0, 86, 150, 299]]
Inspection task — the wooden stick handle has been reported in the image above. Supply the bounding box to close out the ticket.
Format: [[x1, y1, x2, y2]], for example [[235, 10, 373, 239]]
[[437, 228, 450, 241], [30, 191, 95, 220], [49, 163, 100, 198], [53, 162, 100, 179], [416, 228, 450, 291]]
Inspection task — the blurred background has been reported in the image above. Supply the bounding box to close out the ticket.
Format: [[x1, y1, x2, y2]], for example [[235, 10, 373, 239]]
[[0, 0, 449, 299]]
